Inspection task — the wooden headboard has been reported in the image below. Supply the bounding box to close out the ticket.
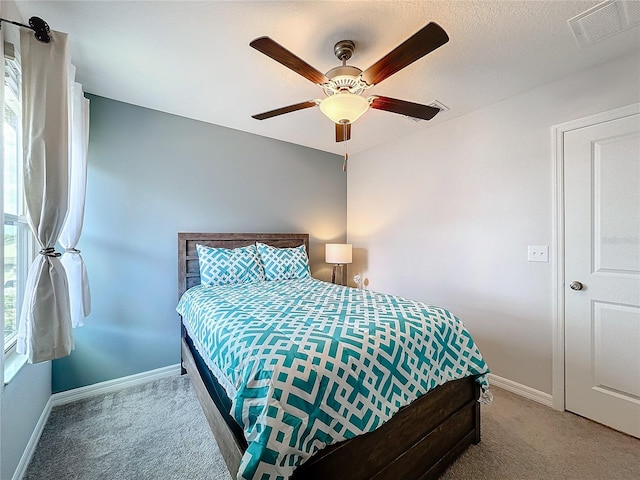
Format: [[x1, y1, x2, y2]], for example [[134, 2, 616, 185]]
[[177, 232, 310, 298]]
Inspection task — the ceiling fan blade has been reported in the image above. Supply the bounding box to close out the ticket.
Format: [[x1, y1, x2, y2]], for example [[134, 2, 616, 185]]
[[361, 22, 449, 87], [335, 122, 352, 142], [252, 101, 317, 120], [370, 96, 440, 121], [250, 37, 329, 86]]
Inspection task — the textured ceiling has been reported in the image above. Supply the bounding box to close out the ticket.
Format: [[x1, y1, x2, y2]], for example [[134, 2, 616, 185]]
[[11, 0, 640, 155]]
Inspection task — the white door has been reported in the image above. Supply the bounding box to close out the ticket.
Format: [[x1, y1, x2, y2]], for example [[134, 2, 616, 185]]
[[564, 111, 640, 438]]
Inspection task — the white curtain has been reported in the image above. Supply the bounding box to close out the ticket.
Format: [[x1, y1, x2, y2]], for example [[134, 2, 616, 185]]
[[59, 64, 91, 328], [17, 29, 73, 363]]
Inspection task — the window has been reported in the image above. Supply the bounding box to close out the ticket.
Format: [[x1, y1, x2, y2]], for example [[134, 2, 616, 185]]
[[3, 43, 31, 354]]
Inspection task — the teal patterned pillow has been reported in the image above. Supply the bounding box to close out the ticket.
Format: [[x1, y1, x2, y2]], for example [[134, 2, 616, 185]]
[[197, 244, 265, 286], [256, 242, 311, 281]]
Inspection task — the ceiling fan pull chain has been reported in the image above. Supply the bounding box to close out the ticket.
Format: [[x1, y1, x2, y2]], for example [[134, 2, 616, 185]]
[[341, 119, 349, 173]]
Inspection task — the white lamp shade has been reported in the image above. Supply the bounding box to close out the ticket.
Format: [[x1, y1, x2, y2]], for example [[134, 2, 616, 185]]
[[319, 93, 369, 124], [326, 243, 352, 264]]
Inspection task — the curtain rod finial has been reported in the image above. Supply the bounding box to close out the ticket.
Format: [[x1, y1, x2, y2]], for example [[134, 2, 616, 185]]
[[29, 16, 50, 43]]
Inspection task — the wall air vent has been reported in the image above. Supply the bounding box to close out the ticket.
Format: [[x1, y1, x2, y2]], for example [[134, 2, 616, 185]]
[[568, 0, 640, 48]]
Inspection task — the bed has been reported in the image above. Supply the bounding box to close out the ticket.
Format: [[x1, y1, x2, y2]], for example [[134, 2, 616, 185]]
[[178, 232, 489, 480]]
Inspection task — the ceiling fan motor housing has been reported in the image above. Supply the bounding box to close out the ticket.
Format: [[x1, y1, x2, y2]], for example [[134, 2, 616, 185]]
[[323, 65, 368, 96]]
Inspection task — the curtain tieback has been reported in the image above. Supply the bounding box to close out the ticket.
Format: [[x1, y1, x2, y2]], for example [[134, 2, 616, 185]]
[[65, 248, 81, 254], [40, 247, 61, 257]]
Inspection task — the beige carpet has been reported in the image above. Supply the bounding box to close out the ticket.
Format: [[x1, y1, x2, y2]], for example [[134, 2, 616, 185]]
[[25, 376, 639, 479], [441, 387, 640, 480]]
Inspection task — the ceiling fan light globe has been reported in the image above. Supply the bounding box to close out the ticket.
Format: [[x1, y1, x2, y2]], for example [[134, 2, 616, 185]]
[[319, 93, 370, 124]]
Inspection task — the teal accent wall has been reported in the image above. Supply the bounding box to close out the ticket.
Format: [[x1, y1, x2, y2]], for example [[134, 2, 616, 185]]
[[52, 95, 346, 392]]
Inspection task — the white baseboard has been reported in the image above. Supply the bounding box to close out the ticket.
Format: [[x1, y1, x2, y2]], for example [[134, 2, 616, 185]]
[[11, 395, 53, 480], [50, 363, 181, 407], [489, 373, 553, 408], [11, 363, 181, 480]]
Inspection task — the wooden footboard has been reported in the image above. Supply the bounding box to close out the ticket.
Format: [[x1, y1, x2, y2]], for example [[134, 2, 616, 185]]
[[291, 373, 480, 480], [181, 334, 480, 480]]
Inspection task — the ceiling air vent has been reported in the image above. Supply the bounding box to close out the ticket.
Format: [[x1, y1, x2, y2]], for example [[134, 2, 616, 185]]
[[568, 0, 640, 48]]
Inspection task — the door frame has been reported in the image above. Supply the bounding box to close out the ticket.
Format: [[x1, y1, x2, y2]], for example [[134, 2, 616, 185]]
[[551, 102, 640, 411]]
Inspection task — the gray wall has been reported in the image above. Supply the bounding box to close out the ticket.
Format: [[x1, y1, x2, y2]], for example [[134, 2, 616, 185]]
[[52, 95, 346, 392], [1, 361, 50, 480]]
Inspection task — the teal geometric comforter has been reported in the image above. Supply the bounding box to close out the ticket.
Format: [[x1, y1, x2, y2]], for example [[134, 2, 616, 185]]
[[177, 278, 489, 480]]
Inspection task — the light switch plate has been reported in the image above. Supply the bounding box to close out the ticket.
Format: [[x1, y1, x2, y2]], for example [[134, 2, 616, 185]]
[[528, 245, 549, 263]]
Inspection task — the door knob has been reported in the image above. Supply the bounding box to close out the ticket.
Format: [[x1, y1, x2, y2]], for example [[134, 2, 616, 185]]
[[569, 281, 584, 291]]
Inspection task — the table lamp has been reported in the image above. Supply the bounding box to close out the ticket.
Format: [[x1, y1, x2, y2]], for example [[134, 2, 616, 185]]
[[325, 243, 352, 286]]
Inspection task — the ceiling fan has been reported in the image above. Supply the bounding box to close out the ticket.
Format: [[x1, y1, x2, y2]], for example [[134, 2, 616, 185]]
[[250, 22, 449, 142]]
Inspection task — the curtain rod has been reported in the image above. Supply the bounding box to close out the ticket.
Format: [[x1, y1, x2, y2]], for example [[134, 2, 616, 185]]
[[0, 16, 50, 43]]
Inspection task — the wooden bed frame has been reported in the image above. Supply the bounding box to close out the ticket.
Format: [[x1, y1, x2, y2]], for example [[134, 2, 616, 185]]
[[178, 232, 481, 480]]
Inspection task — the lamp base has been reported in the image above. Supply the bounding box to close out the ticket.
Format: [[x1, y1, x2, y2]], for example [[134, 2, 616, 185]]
[[331, 264, 347, 286]]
